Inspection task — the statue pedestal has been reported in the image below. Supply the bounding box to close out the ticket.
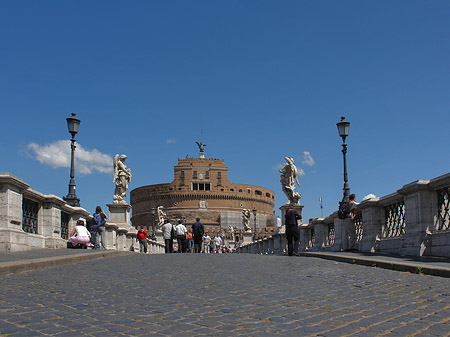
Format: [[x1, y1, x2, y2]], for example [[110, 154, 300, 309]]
[[154, 232, 164, 243], [243, 232, 253, 245], [279, 204, 304, 233], [107, 203, 131, 227], [106, 203, 132, 251]]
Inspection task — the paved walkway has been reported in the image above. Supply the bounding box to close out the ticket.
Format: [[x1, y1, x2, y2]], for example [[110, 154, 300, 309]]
[[1, 250, 450, 336]]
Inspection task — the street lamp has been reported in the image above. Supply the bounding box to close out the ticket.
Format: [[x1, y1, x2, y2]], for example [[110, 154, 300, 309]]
[[64, 113, 81, 207], [252, 207, 257, 241], [337, 116, 350, 202], [151, 207, 156, 240]]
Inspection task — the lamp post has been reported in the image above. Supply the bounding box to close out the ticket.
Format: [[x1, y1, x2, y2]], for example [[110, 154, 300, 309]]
[[337, 116, 350, 202], [64, 113, 81, 207], [151, 207, 156, 240], [252, 207, 257, 241]]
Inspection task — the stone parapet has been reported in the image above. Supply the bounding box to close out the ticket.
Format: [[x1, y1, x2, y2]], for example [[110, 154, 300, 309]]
[[0, 173, 166, 254], [237, 172, 450, 258]]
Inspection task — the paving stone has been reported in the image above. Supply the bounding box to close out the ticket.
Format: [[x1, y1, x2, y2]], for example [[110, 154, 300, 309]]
[[1, 254, 450, 336]]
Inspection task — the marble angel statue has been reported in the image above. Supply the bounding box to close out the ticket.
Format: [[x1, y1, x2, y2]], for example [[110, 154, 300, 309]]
[[242, 209, 252, 232], [280, 156, 301, 205], [156, 206, 166, 230], [113, 154, 132, 204]]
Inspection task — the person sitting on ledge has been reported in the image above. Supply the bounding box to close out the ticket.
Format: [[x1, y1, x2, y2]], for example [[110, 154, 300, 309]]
[[69, 220, 93, 248]]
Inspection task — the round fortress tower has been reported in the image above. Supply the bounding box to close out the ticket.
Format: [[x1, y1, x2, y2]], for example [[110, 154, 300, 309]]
[[130, 153, 276, 237]]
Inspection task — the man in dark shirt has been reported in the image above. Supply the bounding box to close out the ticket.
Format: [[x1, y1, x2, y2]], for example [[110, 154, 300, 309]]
[[192, 218, 204, 253], [285, 208, 302, 256]]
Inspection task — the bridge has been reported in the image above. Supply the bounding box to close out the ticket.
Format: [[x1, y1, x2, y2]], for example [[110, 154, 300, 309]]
[[1, 250, 450, 336], [1, 171, 450, 335]]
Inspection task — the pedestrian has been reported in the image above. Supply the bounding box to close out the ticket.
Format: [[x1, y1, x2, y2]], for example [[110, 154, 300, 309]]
[[341, 193, 359, 251], [213, 234, 222, 253], [136, 226, 148, 254], [91, 206, 107, 249], [202, 232, 211, 253], [175, 220, 187, 253], [162, 219, 175, 253], [209, 236, 215, 253], [192, 218, 204, 253], [285, 208, 302, 256], [187, 229, 194, 253], [69, 220, 93, 248]]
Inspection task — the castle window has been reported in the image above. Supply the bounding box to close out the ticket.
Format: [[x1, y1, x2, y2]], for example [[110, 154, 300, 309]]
[[218, 172, 222, 178], [205, 171, 209, 179], [266, 193, 271, 198], [181, 171, 185, 178], [193, 183, 210, 191], [230, 189, 234, 192], [255, 190, 262, 196], [193, 171, 198, 179], [247, 189, 251, 194]]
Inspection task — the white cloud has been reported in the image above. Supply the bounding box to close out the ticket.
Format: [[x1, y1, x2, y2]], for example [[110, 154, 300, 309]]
[[363, 194, 377, 201], [25, 140, 113, 175], [298, 168, 306, 176], [302, 151, 315, 166], [166, 139, 176, 144]]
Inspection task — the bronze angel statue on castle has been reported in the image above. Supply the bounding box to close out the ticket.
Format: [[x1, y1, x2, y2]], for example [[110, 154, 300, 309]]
[[113, 154, 132, 204]]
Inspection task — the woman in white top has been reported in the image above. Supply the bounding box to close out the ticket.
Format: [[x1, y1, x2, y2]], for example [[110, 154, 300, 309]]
[[69, 220, 93, 248]]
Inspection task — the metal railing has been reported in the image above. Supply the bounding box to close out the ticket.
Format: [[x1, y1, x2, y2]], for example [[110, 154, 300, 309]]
[[354, 212, 363, 242], [436, 187, 450, 231], [326, 223, 335, 246], [383, 201, 406, 238], [22, 198, 39, 234], [60, 212, 70, 239]]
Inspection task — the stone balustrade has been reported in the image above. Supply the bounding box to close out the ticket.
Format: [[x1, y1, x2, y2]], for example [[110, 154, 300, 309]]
[[237, 172, 450, 258], [0, 173, 165, 253]]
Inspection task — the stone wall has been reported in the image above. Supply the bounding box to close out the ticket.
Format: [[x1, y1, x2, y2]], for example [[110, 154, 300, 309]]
[[0, 173, 165, 253], [237, 172, 450, 258]]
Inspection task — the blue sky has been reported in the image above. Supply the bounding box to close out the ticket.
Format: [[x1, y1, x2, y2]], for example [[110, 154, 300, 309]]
[[1, 0, 449, 222]]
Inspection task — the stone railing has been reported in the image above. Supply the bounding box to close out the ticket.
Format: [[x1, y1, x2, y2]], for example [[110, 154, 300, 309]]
[[0, 173, 165, 253], [237, 172, 450, 258]]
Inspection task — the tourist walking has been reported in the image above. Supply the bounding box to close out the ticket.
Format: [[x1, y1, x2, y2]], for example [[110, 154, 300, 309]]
[[69, 220, 93, 248], [213, 234, 222, 253], [202, 232, 211, 253], [192, 218, 204, 253], [341, 194, 359, 251], [285, 208, 302, 256], [162, 219, 175, 253], [175, 220, 187, 253], [136, 226, 148, 253], [187, 229, 194, 253]]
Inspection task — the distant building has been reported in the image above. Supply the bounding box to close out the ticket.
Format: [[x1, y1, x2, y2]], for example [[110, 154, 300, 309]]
[[130, 150, 276, 238]]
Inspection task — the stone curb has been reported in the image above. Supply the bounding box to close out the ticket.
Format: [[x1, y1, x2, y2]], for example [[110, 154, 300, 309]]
[[299, 252, 450, 278], [0, 250, 132, 275]]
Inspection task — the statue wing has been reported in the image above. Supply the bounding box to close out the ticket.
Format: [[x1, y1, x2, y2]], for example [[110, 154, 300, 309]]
[[292, 164, 300, 186], [113, 154, 119, 183]]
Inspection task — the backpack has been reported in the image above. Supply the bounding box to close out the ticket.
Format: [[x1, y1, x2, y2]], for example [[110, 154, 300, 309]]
[[170, 225, 176, 239], [93, 213, 105, 226], [338, 201, 349, 219]]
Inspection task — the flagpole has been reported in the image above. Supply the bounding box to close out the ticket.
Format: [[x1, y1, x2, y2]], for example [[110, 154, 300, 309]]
[[319, 196, 323, 218]]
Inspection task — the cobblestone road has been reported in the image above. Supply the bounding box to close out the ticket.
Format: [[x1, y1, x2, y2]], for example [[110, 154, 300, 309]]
[[1, 254, 450, 337]]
